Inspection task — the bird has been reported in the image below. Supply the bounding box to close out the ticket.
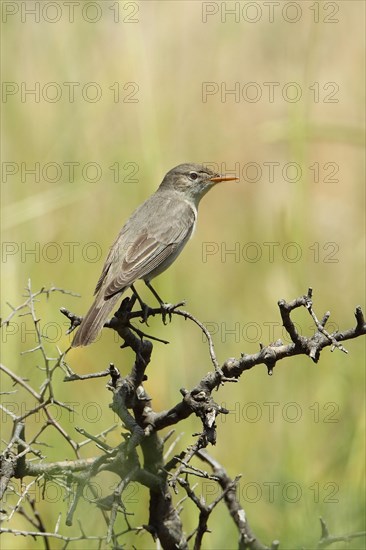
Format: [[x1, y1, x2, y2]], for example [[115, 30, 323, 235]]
[[71, 163, 238, 347]]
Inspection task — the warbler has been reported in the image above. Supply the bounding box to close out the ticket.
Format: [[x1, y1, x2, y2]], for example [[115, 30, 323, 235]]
[[72, 163, 237, 346]]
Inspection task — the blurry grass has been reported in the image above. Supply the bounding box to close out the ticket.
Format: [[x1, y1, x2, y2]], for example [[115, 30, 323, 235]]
[[2, 186, 87, 230], [1, 1, 365, 548]]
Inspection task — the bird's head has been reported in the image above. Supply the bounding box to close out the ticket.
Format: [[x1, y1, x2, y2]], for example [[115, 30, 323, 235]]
[[159, 163, 238, 206]]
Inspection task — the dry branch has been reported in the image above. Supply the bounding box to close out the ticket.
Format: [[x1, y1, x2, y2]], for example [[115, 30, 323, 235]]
[[1, 283, 365, 549]]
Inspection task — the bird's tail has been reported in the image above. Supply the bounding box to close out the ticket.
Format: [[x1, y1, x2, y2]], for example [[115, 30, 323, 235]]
[[71, 291, 123, 347]]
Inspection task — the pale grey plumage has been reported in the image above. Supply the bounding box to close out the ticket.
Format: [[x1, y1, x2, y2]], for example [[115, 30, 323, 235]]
[[72, 163, 236, 347]]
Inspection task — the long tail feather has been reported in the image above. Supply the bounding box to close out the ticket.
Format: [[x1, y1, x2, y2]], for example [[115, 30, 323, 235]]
[[71, 291, 123, 347]]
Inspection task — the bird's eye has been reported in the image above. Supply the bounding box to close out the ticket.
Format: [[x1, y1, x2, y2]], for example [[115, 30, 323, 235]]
[[189, 172, 198, 180]]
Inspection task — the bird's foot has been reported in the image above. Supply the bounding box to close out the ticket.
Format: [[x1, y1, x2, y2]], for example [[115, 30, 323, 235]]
[[159, 301, 185, 324], [140, 302, 154, 325]]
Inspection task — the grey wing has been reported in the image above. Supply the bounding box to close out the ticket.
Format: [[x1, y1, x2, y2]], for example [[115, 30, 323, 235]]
[[96, 196, 196, 299]]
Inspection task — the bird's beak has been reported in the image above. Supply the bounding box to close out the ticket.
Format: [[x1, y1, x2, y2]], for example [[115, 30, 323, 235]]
[[209, 174, 239, 183]]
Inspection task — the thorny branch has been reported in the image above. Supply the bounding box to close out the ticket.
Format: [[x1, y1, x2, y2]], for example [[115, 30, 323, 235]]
[[1, 284, 365, 549]]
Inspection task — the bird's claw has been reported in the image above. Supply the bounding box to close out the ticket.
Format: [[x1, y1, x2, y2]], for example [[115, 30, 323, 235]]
[[140, 303, 153, 325], [160, 303, 173, 324], [138, 300, 184, 325], [160, 302, 185, 324]]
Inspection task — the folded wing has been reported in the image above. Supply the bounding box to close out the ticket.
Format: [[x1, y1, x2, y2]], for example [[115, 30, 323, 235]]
[[97, 194, 196, 298]]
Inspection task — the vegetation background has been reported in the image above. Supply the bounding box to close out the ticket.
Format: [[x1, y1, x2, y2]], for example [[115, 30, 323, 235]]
[[1, 1, 365, 548]]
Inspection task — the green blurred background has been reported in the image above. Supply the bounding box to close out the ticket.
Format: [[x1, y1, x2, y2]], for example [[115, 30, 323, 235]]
[[1, 1, 365, 548]]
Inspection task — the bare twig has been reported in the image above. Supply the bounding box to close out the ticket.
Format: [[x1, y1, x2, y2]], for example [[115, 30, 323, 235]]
[[317, 517, 366, 548]]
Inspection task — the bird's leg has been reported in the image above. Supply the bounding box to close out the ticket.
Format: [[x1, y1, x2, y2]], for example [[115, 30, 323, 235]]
[[144, 281, 174, 325], [130, 284, 153, 325], [144, 281, 165, 305]]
